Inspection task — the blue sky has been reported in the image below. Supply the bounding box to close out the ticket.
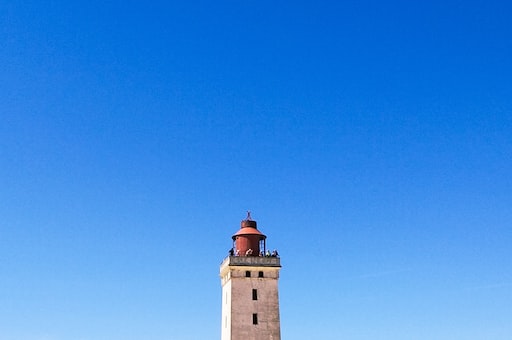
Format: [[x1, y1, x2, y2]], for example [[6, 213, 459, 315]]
[[1, 1, 511, 339]]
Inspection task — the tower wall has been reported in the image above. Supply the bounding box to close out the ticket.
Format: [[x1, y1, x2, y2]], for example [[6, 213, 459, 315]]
[[221, 279, 232, 340], [220, 257, 281, 340]]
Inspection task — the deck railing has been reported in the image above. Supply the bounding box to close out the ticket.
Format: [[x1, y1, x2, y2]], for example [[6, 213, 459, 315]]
[[221, 255, 281, 267]]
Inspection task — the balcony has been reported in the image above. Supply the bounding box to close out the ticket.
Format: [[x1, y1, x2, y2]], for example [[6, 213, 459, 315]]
[[221, 255, 281, 267]]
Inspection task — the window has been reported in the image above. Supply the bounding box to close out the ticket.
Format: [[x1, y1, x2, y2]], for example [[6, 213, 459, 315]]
[[252, 313, 258, 325], [258, 271, 264, 278], [245, 271, 251, 277], [252, 289, 258, 300]]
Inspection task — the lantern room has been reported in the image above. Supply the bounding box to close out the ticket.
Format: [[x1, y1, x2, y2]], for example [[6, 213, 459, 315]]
[[231, 212, 266, 256]]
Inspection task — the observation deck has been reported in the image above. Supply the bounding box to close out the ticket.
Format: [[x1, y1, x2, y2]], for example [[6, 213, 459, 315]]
[[221, 255, 281, 267]]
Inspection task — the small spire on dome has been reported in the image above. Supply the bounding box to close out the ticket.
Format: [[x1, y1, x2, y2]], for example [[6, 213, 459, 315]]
[[246, 210, 252, 220]]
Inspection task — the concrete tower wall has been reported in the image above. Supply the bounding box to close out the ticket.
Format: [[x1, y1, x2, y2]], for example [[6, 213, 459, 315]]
[[220, 257, 281, 340], [221, 279, 232, 340]]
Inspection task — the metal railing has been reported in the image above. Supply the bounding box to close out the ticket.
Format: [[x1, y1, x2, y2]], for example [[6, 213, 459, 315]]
[[221, 255, 281, 267]]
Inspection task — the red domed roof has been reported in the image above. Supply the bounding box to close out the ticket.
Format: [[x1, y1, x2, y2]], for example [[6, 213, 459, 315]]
[[232, 226, 266, 239], [231, 213, 267, 240]]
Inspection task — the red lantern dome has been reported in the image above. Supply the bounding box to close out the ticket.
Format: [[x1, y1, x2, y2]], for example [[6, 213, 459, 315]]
[[231, 212, 266, 256]]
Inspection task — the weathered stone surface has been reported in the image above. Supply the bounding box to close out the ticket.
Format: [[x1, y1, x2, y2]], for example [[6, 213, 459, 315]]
[[220, 258, 281, 340]]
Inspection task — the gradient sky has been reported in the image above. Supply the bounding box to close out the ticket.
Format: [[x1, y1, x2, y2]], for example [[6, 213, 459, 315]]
[[1, 1, 511, 339]]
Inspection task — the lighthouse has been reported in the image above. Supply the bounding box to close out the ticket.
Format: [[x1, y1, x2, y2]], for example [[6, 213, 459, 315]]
[[220, 212, 281, 340]]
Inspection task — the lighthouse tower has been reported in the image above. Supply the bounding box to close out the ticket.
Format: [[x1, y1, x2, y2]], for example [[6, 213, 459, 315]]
[[220, 212, 281, 340]]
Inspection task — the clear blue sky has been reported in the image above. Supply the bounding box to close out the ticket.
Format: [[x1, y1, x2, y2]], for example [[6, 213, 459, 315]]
[[1, 1, 511, 339]]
